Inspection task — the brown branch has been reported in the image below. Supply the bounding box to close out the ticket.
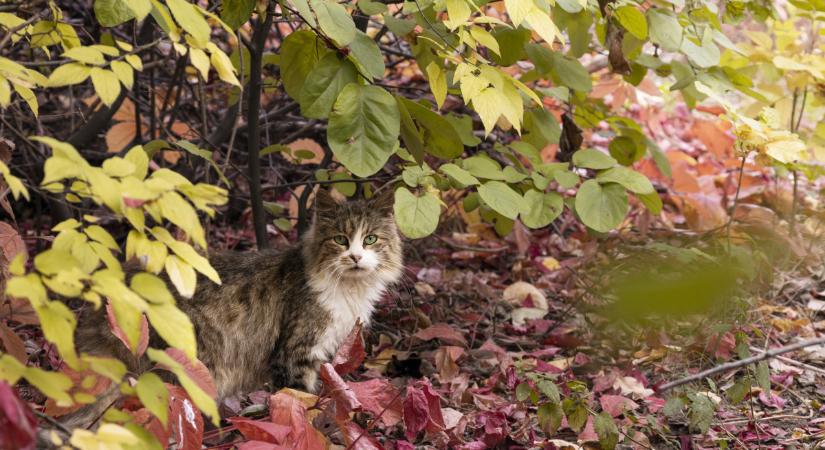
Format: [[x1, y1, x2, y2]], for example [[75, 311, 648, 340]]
[[657, 336, 825, 393], [246, 3, 274, 249]]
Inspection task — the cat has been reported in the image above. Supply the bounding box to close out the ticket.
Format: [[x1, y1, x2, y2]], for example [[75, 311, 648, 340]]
[[64, 188, 403, 431]]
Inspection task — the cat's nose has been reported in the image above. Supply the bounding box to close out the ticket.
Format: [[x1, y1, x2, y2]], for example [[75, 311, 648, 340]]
[[349, 254, 362, 263]]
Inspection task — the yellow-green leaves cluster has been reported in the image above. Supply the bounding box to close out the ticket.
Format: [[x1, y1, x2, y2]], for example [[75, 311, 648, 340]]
[[0, 56, 47, 115], [46, 42, 143, 106], [4, 137, 226, 437]]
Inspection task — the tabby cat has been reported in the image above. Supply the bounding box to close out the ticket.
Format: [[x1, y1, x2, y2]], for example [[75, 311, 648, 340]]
[[68, 188, 403, 428]]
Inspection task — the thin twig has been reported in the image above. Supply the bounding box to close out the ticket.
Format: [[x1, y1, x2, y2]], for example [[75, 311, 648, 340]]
[[657, 336, 825, 392]]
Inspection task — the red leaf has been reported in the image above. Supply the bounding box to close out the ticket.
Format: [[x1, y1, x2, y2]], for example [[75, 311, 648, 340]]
[[413, 323, 467, 347], [337, 419, 385, 450], [419, 380, 445, 433], [0, 321, 26, 363], [319, 363, 361, 420], [347, 379, 403, 428], [599, 394, 639, 418], [0, 381, 36, 450], [332, 320, 365, 375], [2, 297, 38, 325], [163, 348, 218, 399], [237, 441, 291, 450], [129, 407, 169, 447], [228, 417, 291, 444], [105, 303, 149, 356], [269, 391, 326, 450], [0, 222, 26, 263], [402, 385, 428, 441], [168, 385, 204, 450]]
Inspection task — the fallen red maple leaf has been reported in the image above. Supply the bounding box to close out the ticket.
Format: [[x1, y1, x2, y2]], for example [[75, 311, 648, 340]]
[[347, 378, 403, 428], [168, 385, 203, 450], [229, 417, 291, 444], [269, 391, 326, 450], [332, 320, 366, 376], [414, 323, 467, 347], [0, 381, 36, 450], [319, 363, 361, 420]]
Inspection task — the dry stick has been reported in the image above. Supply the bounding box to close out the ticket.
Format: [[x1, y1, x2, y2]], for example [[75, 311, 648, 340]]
[[657, 336, 825, 393], [246, 3, 275, 250]]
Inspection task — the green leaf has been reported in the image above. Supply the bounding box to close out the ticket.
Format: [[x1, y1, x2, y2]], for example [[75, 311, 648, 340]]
[[615, 5, 648, 40], [557, 0, 584, 13], [597, 166, 655, 194], [520, 190, 563, 229], [136, 372, 169, 425], [647, 9, 682, 52], [681, 31, 720, 69], [726, 378, 750, 404], [573, 148, 617, 170], [310, 0, 357, 45], [490, 27, 531, 66], [478, 181, 527, 220], [349, 31, 385, 80], [688, 394, 716, 434], [357, 0, 388, 14], [299, 53, 358, 119], [515, 382, 534, 402], [220, 0, 255, 30], [463, 155, 504, 180], [383, 14, 416, 36], [440, 163, 479, 186], [399, 98, 463, 159], [756, 361, 771, 392], [575, 180, 628, 232], [396, 97, 424, 164], [280, 30, 329, 100], [444, 113, 481, 147], [94, 0, 136, 26], [551, 52, 592, 92], [537, 402, 563, 434], [523, 107, 561, 149], [394, 187, 440, 238], [594, 412, 619, 450], [328, 84, 400, 177], [536, 379, 560, 403], [562, 398, 588, 432], [636, 191, 663, 214], [608, 135, 643, 166], [167, 0, 211, 46]]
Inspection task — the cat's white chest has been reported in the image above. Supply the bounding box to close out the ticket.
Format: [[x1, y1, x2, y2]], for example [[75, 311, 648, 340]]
[[311, 280, 385, 362]]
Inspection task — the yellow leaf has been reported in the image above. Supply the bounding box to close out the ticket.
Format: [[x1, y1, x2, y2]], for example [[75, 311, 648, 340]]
[[35, 300, 79, 368], [82, 355, 127, 383], [444, 0, 471, 30], [45, 63, 92, 87], [90, 67, 121, 107], [525, 7, 561, 46], [102, 156, 135, 178], [0, 354, 25, 384], [125, 54, 143, 71], [189, 47, 210, 80], [471, 87, 503, 135], [164, 254, 196, 298], [146, 348, 219, 425], [207, 43, 240, 86], [0, 76, 10, 107], [86, 225, 119, 250], [130, 272, 175, 304], [70, 424, 137, 450], [167, 0, 211, 46], [71, 238, 101, 273], [151, 227, 220, 284], [425, 62, 447, 110], [505, 0, 531, 26], [62, 47, 105, 66], [135, 372, 169, 426], [34, 249, 79, 275], [124, 145, 149, 180], [146, 302, 197, 358], [109, 297, 143, 354], [469, 26, 500, 56], [158, 191, 206, 248], [109, 60, 134, 90], [6, 273, 48, 307], [24, 364, 74, 405], [12, 83, 37, 116]]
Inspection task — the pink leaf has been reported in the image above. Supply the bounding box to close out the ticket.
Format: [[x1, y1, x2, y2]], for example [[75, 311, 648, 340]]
[[599, 394, 639, 417], [414, 323, 467, 347], [332, 320, 366, 375], [105, 303, 149, 356], [319, 363, 361, 420], [269, 391, 326, 450], [237, 441, 291, 450], [168, 385, 204, 450], [228, 418, 291, 444], [576, 415, 598, 442], [348, 378, 403, 428], [337, 419, 385, 450], [402, 386, 429, 441], [163, 348, 218, 399], [0, 381, 36, 450]]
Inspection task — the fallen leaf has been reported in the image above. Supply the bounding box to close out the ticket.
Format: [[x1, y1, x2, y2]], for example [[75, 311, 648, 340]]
[[269, 390, 327, 450], [414, 323, 467, 347], [319, 363, 361, 420], [332, 320, 366, 376], [228, 417, 291, 444], [168, 385, 204, 450], [0, 381, 37, 450], [347, 378, 403, 428], [0, 322, 26, 363], [612, 376, 653, 399]]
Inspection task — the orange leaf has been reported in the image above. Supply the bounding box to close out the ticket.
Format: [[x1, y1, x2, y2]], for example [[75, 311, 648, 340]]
[[105, 122, 137, 154], [0, 321, 26, 363]]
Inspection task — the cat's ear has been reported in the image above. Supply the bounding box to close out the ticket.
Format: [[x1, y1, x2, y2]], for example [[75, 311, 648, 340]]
[[370, 187, 395, 214], [314, 188, 339, 215]]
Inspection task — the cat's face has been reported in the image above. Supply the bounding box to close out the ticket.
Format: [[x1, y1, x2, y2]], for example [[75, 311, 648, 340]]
[[306, 189, 402, 284]]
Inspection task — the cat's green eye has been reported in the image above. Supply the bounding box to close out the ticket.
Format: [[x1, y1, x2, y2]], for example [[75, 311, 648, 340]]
[[333, 235, 348, 246], [363, 234, 378, 245]]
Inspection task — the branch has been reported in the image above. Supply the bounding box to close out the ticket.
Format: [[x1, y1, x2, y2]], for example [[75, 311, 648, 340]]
[[246, 4, 274, 249], [656, 336, 825, 393]]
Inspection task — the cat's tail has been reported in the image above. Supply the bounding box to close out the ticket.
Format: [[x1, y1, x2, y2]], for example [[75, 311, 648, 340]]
[[35, 383, 122, 449]]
